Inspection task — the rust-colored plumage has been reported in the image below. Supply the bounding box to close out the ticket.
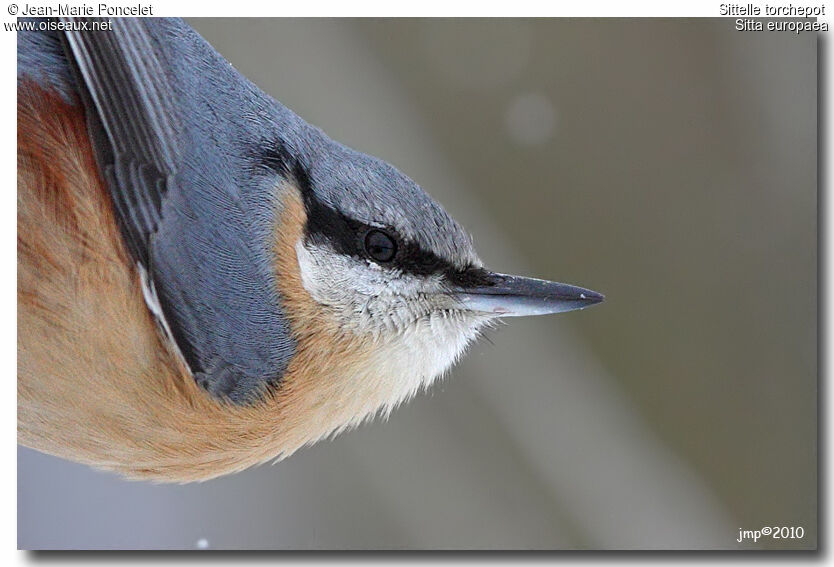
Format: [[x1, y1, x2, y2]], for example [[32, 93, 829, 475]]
[[19, 18, 604, 485], [17, 83, 389, 482]]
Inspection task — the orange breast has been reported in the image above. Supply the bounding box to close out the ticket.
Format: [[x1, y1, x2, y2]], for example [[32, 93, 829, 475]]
[[18, 82, 387, 482]]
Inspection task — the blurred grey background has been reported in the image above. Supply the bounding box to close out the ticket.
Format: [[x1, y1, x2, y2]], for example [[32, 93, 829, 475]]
[[18, 18, 816, 549]]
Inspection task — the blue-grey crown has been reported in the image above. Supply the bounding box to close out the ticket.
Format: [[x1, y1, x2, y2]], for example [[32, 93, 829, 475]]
[[305, 141, 481, 271]]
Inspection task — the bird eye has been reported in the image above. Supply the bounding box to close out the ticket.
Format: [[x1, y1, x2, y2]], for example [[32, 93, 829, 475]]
[[364, 229, 397, 263]]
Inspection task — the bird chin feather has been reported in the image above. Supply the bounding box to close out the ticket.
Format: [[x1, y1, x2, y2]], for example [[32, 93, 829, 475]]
[[368, 311, 491, 417], [295, 239, 492, 411]]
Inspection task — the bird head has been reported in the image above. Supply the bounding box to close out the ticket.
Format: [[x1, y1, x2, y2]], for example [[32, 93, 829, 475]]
[[268, 138, 604, 406]]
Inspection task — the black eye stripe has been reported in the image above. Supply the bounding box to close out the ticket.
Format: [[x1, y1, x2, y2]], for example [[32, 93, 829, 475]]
[[301, 193, 477, 280], [255, 145, 485, 286]]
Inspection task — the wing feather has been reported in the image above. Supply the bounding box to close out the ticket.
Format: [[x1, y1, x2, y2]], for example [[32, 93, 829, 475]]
[[62, 17, 177, 265]]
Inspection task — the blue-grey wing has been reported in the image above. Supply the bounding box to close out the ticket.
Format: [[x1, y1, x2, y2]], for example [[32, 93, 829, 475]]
[[63, 17, 176, 265], [61, 18, 296, 403]]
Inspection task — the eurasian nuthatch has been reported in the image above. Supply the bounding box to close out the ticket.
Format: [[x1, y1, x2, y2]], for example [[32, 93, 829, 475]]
[[17, 17, 603, 481]]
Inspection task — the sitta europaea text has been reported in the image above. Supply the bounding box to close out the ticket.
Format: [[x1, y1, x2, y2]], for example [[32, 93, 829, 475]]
[[17, 18, 603, 481]]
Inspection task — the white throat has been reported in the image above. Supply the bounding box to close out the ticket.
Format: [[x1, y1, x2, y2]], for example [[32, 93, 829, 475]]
[[295, 239, 490, 411]]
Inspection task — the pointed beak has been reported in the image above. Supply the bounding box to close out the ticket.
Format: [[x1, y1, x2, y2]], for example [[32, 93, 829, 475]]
[[454, 272, 604, 317]]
